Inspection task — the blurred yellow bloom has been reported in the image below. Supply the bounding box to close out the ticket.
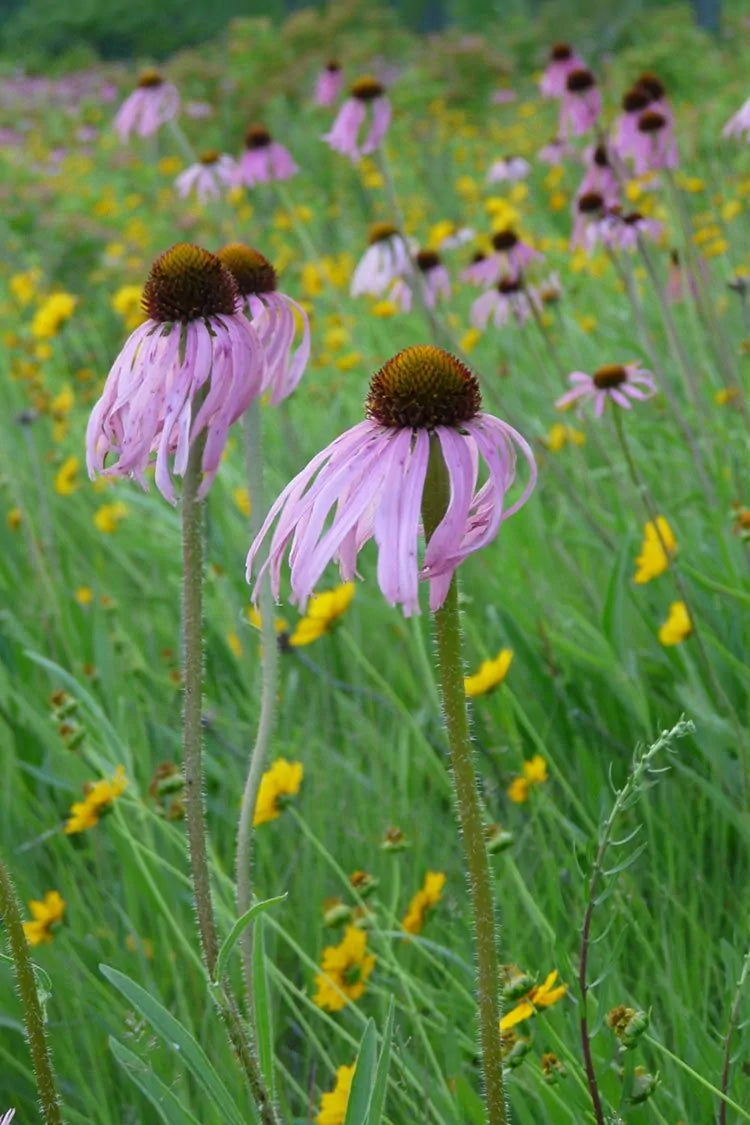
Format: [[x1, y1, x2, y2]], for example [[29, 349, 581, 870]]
[[247, 605, 288, 634], [233, 487, 251, 517], [23, 890, 66, 946], [548, 191, 567, 211], [500, 970, 567, 1030], [31, 293, 77, 339], [313, 925, 376, 1011], [158, 155, 182, 175], [546, 423, 585, 452], [509, 182, 528, 203], [402, 871, 446, 934], [456, 175, 480, 203], [254, 758, 304, 826], [371, 299, 398, 318], [507, 755, 548, 803], [54, 456, 80, 496], [65, 766, 127, 834], [289, 583, 355, 647], [10, 269, 41, 306], [301, 262, 324, 297], [658, 601, 692, 646], [544, 167, 564, 189], [693, 225, 721, 245], [7, 507, 23, 530], [465, 649, 513, 696], [324, 326, 350, 352], [485, 197, 520, 228], [722, 200, 741, 222], [460, 326, 482, 353], [704, 239, 728, 258], [335, 352, 362, 371], [634, 517, 676, 584], [75, 586, 93, 606], [51, 385, 74, 415], [317, 1063, 355, 1125], [576, 313, 597, 333], [227, 631, 243, 658], [676, 175, 705, 193], [111, 285, 146, 330], [94, 502, 128, 533], [507, 777, 530, 803], [715, 387, 739, 406]]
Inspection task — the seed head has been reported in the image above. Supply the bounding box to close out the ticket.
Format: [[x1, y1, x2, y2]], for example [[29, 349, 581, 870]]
[[366, 345, 481, 429], [367, 221, 400, 245], [416, 249, 441, 272], [142, 243, 238, 324], [593, 363, 627, 389], [637, 72, 666, 100], [137, 69, 164, 89], [199, 150, 220, 165], [217, 243, 277, 295], [623, 86, 651, 113], [350, 76, 384, 102], [577, 191, 604, 214], [492, 228, 519, 251], [637, 109, 667, 134], [244, 125, 272, 149], [566, 68, 595, 93], [550, 42, 573, 61]]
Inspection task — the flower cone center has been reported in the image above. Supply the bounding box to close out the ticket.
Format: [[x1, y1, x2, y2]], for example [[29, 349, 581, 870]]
[[551, 42, 572, 60], [138, 69, 164, 88], [417, 249, 441, 272], [199, 150, 220, 165], [366, 345, 481, 429], [492, 228, 519, 251], [566, 68, 595, 92], [638, 109, 667, 133], [593, 363, 627, 389], [217, 243, 277, 295], [351, 76, 384, 102], [142, 243, 238, 323], [367, 221, 399, 245], [245, 125, 271, 149]]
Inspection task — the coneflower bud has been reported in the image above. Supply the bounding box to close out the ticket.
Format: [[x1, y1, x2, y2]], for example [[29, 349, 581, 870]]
[[629, 1068, 659, 1104], [142, 243, 239, 324], [501, 963, 535, 1000], [365, 345, 481, 429], [550, 42, 573, 61], [486, 823, 514, 853]]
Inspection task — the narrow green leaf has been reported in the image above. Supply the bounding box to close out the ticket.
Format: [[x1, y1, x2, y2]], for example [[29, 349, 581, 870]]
[[214, 893, 287, 985], [109, 1037, 200, 1125], [252, 915, 275, 1099], [343, 1018, 377, 1125], [367, 998, 395, 1125], [100, 964, 245, 1125]]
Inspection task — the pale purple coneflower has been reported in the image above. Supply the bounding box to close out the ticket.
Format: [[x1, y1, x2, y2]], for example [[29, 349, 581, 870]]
[[559, 69, 601, 138], [636, 73, 674, 127], [540, 43, 586, 98], [538, 136, 574, 165], [491, 88, 517, 105], [470, 277, 540, 329], [437, 225, 475, 250], [415, 249, 452, 307], [722, 95, 750, 141], [461, 228, 542, 286], [113, 69, 180, 142], [486, 155, 531, 184], [175, 150, 237, 203], [85, 243, 265, 502], [667, 249, 705, 304], [601, 208, 662, 251], [556, 362, 656, 417], [0, 1111, 15, 1125], [236, 125, 298, 187], [577, 143, 620, 208], [322, 76, 391, 161], [611, 85, 652, 161], [316, 60, 344, 107], [351, 223, 412, 297], [217, 243, 310, 406], [185, 101, 213, 119], [570, 191, 607, 252], [246, 345, 536, 615], [632, 109, 678, 175]]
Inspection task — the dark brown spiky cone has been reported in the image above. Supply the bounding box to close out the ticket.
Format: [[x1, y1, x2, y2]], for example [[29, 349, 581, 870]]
[[593, 364, 627, 389], [492, 229, 519, 251], [137, 69, 164, 88], [566, 68, 595, 93], [366, 345, 481, 430], [142, 243, 239, 324], [416, 249, 441, 273], [367, 222, 400, 245], [350, 76, 384, 102], [217, 243, 277, 296], [244, 125, 272, 150], [550, 42, 573, 61], [637, 109, 667, 134], [577, 191, 604, 214]]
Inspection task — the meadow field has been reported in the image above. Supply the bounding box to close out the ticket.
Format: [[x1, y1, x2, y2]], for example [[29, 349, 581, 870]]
[[0, 2, 748, 1122]]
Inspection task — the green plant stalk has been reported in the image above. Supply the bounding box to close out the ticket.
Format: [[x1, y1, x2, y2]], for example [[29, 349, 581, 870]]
[[0, 855, 63, 1124], [181, 436, 279, 1125], [236, 400, 280, 1013], [421, 435, 507, 1125]]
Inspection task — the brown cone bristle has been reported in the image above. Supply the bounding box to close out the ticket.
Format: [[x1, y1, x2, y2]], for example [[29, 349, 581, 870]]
[[138, 69, 164, 88], [351, 76, 384, 102], [623, 87, 651, 113], [416, 249, 441, 272], [492, 228, 519, 252], [623, 211, 643, 225], [551, 42, 572, 61], [471, 251, 487, 264], [593, 144, 609, 167], [245, 125, 272, 149], [566, 68, 595, 93], [638, 109, 666, 133], [199, 150, 220, 165], [142, 243, 238, 324], [366, 345, 481, 430], [217, 243, 277, 295], [637, 73, 665, 100], [367, 221, 399, 245], [593, 363, 627, 389], [498, 277, 522, 295], [578, 191, 604, 214], [326, 60, 341, 72]]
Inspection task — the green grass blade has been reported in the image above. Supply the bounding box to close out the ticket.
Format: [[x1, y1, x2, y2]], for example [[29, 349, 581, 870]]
[[252, 915, 276, 1100], [344, 1017, 377, 1125], [109, 1037, 201, 1125], [214, 893, 287, 985], [367, 998, 395, 1125]]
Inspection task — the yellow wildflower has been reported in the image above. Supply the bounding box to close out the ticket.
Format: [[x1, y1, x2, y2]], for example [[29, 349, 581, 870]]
[[247, 605, 289, 634], [335, 352, 363, 372], [324, 326, 350, 352], [75, 586, 93, 606], [485, 197, 520, 228], [402, 871, 446, 935], [507, 776, 530, 803], [94, 501, 128, 533], [634, 517, 676, 584], [65, 766, 127, 834], [7, 507, 22, 530], [576, 313, 597, 333], [313, 925, 376, 1012], [460, 327, 482, 353], [546, 423, 585, 452], [111, 285, 146, 331], [51, 385, 74, 416], [500, 970, 567, 1030], [22, 891, 66, 946], [233, 487, 251, 517], [507, 755, 548, 803], [658, 601, 692, 646], [317, 1063, 355, 1125], [227, 631, 243, 658], [289, 583, 354, 647], [54, 456, 80, 497], [301, 262, 324, 297], [715, 387, 739, 406], [371, 299, 398, 318], [10, 269, 41, 307], [254, 758, 304, 826], [722, 200, 741, 222], [465, 649, 513, 697], [31, 292, 77, 339]]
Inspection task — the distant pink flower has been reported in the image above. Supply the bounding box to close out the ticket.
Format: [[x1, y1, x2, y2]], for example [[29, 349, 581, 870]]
[[470, 277, 540, 329], [113, 70, 179, 142], [570, 191, 607, 252], [723, 96, 750, 141], [487, 156, 531, 183], [601, 209, 662, 251], [316, 61, 343, 107], [667, 250, 706, 303], [540, 43, 586, 98], [612, 85, 652, 161], [86, 244, 265, 502], [556, 363, 656, 417], [461, 229, 542, 286], [577, 143, 619, 208], [236, 125, 298, 187], [491, 88, 517, 104], [1, 1111, 15, 1125], [415, 250, 451, 307], [538, 136, 573, 165], [351, 224, 412, 297], [559, 69, 601, 137], [218, 243, 310, 405], [175, 151, 237, 203], [632, 109, 678, 175], [323, 76, 391, 161], [246, 346, 536, 615], [185, 100, 214, 119]]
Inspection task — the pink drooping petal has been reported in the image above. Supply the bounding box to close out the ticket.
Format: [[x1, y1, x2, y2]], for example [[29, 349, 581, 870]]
[[374, 429, 429, 615], [323, 97, 367, 160], [362, 96, 392, 154]]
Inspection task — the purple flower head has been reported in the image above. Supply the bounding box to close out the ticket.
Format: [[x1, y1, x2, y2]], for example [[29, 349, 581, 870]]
[[632, 109, 678, 176], [723, 96, 750, 141], [351, 223, 412, 297], [611, 84, 653, 161], [556, 362, 656, 417], [577, 143, 620, 208], [486, 155, 531, 184], [236, 125, 298, 187], [247, 346, 536, 616], [461, 228, 542, 287], [217, 243, 310, 406], [415, 249, 451, 308], [316, 60, 344, 107], [491, 88, 517, 105], [601, 208, 662, 252], [540, 42, 587, 98], [470, 277, 540, 330], [86, 244, 266, 502], [175, 150, 237, 204], [570, 190, 607, 252], [322, 76, 392, 161], [538, 136, 574, 165], [559, 69, 601, 138], [113, 69, 179, 142]]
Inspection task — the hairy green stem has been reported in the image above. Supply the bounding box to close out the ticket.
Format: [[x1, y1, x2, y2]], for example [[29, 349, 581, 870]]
[[422, 437, 508, 1125], [0, 855, 63, 1123]]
